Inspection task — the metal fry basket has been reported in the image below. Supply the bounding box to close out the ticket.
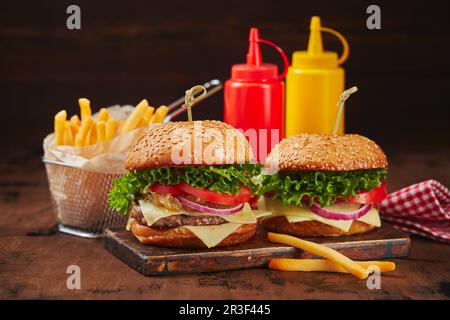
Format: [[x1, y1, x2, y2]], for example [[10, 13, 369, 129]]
[[43, 158, 127, 238]]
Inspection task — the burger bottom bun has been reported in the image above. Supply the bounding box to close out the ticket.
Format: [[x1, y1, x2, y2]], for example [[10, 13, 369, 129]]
[[261, 216, 376, 237], [129, 218, 257, 248]]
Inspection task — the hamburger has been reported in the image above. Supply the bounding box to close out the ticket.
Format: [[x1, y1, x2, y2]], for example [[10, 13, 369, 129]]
[[108, 120, 265, 248], [258, 133, 388, 237]]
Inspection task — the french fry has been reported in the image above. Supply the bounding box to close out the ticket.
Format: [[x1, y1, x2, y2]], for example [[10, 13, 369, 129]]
[[120, 99, 149, 135], [138, 106, 155, 127], [105, 118, 118, 141], [138, 118, 146, 128], [78, 98, 92, 122], [357, 261, 396, 272], [268, 259, 396, 274], [267, 232, 369, 280], [97, 108, 109, 121], [85, 122, 97, 146], [63, 121, 74, 145], [70, 122, 79, 137], [84, 123, 92, 146], [75, 117, 93, 147], [96, 120, 106, 143], [70, 114, 81, 127], [84, 132, 91, 145], [144, 106, 155, 122], [149, 105, 169, 124], [54, 110, 67, 146], [69, 115, 80, 137]]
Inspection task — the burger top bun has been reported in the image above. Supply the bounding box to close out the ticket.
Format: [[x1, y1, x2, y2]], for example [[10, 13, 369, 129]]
[[126, 120, 253, 170], [265, 133, 388, 172]]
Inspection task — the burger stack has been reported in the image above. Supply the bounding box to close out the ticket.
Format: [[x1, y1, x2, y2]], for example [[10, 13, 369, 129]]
[[109, 122, 388, 248]]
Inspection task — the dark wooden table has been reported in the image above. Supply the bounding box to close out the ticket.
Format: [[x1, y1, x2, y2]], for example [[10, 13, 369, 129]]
[[1, 148, 449, 299]]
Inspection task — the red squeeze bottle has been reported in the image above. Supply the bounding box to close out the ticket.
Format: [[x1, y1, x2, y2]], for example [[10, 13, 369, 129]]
[[224, 27, 288, 163]]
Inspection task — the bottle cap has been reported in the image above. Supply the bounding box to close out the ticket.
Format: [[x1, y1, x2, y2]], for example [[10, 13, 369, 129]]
[[231, 28, 288, 81], [292, 16, 349, 69]]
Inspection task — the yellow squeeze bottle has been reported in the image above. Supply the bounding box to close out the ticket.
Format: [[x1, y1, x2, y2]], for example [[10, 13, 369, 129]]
[[286, 16, 349, 136]]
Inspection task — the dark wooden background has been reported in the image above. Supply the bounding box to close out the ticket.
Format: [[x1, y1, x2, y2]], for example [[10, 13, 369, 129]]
[[1, 0, 449, 157]]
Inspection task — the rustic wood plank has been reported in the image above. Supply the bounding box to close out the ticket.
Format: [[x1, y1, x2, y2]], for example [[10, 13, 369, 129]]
[[103, 224, 410, 276]]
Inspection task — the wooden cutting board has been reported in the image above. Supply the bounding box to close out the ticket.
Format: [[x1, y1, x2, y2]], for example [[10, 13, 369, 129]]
[[104, 224, 409, 276]]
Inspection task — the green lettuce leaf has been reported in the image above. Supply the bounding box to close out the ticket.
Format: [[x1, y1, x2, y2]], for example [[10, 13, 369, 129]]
[[259, 169, 387, 207], [108, 164, 262, 214]]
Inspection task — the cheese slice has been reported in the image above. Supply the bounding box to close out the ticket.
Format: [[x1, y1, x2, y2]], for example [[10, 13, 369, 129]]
[[259, 197, 381, 232], [138, 200, 260, 226], [284, 209, 381, 231], [187, 203, 257, 224], [125, 217, 133, 231], [285, 216, 313, 223], [293, 211, 354, 232], [357, 207, 381, 227], [184, 223, 242, 248], [253, 209, 273, 219], [138, 200, 179, 226]]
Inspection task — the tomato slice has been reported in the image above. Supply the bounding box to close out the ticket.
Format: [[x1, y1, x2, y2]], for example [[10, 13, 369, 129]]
[[149, 184, 185, 197], [177, 183, 251, 205], [248, 195, 259, 209], [348, 181, 387, 204]]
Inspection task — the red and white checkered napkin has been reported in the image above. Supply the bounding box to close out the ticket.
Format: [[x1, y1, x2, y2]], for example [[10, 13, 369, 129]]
[[380, 180, 450, 242]]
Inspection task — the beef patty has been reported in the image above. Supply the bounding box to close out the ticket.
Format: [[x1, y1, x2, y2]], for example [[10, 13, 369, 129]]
[[129, 204, 227, 229]]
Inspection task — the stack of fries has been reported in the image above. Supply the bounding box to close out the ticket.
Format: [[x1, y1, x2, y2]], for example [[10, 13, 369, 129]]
[[53, 98, 170, 146]]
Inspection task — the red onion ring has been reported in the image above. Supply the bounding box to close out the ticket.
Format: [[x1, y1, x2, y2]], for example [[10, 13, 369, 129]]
[[177, 196, 244, 215], [310, 203, 371, 221]]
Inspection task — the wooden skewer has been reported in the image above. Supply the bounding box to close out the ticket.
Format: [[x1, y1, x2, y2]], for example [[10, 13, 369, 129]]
[[333, 86, 358, 135]]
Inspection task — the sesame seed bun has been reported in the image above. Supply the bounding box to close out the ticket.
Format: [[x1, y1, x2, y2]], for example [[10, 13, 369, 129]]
[[129, 218, 257, 248], [261, 216, 376, 237], [265, 133, 387, 172], [126, 121, 253, 170]]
